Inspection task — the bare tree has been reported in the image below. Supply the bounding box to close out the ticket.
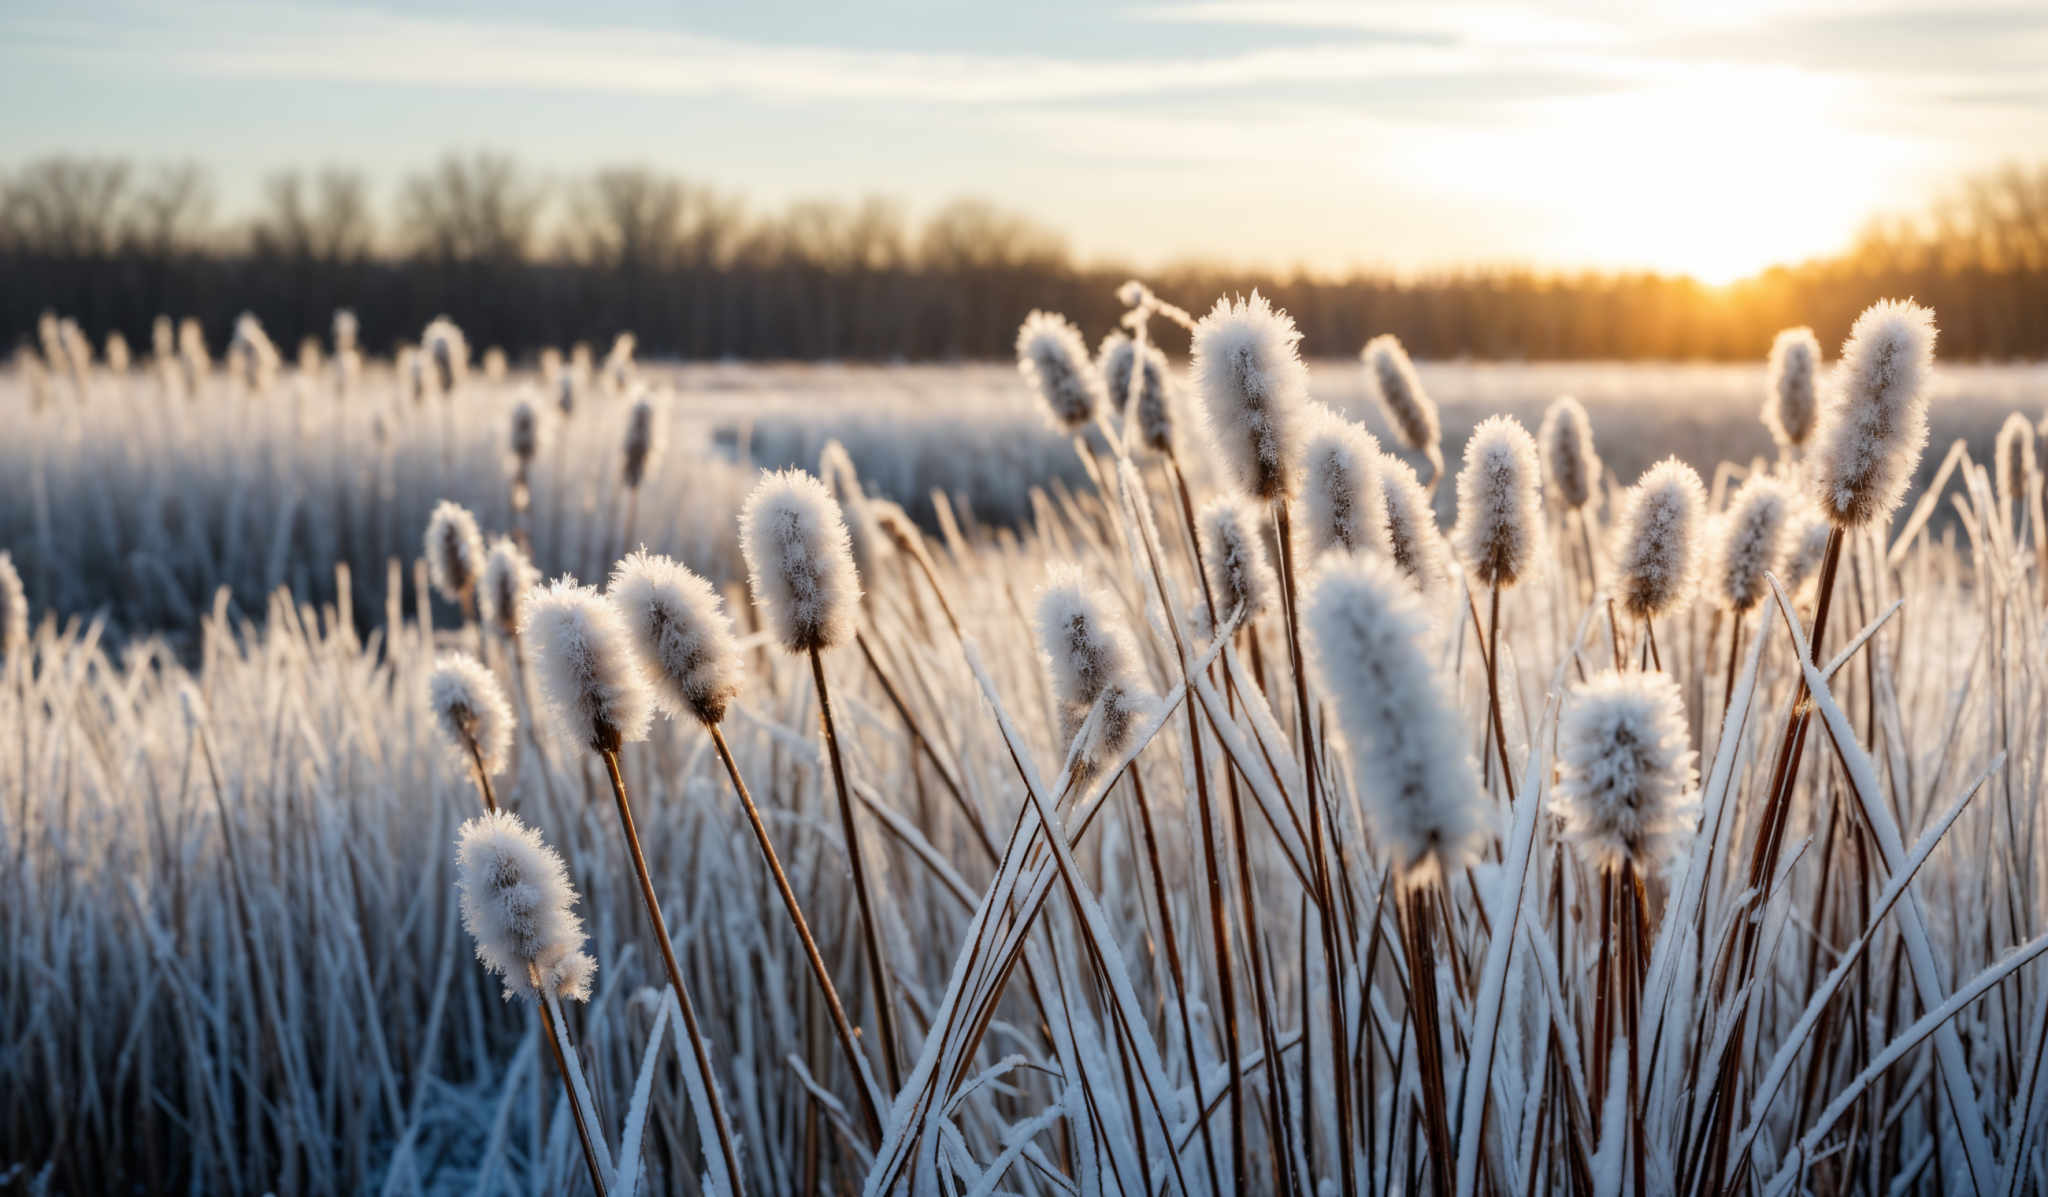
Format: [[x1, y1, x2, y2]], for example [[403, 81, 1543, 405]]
[[918, 197, 1067, 272], [1, 157, 134, 256], [251, 168, 373, 262], [398, 151, 545, 265]]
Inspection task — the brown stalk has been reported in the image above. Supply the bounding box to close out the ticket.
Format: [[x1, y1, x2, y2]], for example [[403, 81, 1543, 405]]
[[531, 968, 610, 1196], [1401, 885, 1456, 1197]]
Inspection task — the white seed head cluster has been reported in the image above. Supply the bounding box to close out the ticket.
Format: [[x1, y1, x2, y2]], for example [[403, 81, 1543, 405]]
[[422, 316, 468, 394], [0, 551, 27, 658], [1299, 405, 1390, 557], [424, 501, 486, 605], [1097, 331, 1175, 454], [739, 469, 862, 654], [1713, 476, 1794, 612], [1452, 415, 1544, 588], [1361, 334, 1440, 465], [227, 312, 280, 392], [1611, 458, 1707, 620], [521, 576, 654, 754], [1553, 669, 1699, 874], [332, 309, 358, 355], [1035, 566, 1151, 780], [1809, 299, 1938, 528], [1197, 496, 1279, 623], [1306, 556, 1488, 886], [609, 550, 744, 727], [1996, 411, 2036, 510], [1764, 327, 1823, 451], [1538, 396, 1600, 511], [1379, 454, 1452, 593], [621, 389, 660, 488], [479, 537, 538, 639], [510, 398, 540, 466], [456, 811, 596, 1002], [1017, 310, 1106, 433], [1191, 292, 1310, 502], [429, 653, 514, 777]]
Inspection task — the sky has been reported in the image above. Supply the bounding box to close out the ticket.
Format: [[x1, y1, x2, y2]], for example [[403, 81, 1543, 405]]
[[2, 0, 2043, 282]]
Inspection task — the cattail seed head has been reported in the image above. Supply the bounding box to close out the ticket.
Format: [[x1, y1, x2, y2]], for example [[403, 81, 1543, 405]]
[[622, 389, 660, 488], [1763, 327, 1822, 452], [430, 653, 514, 777], [227, 312, 280, 393], [106, 332, 131, 373], [1452, 415, 1543, 588], [604, 332, 637, 395], [1612, 458, 1707, 620], [740, 469, 862, 654], [1097, 331, 1175, 454], [456, 810, 597, 1002], [1553, 669, 1699, 874], [422, 316, 468, 394], [1809, 299, 1938, 528], [425, 501, 486, 605], [819, 440, 890, 579], [1713, 476, 1793, 612], [1192, 291, 1310, 502], [1361, 334, 1441, 469], [1017, 311, 1106, 433], [510, 398, 540, 466], [1306, 556, 1487, 886], [1379, 454, 1452, 593], [1538, 396, 1600, 511], [609, 550, 744, 727], [1197, 496, 1279, 623], [332, 309, 358, 355], [479, 537, 537, 639], [1781, 513, 1833, 601], [1299, 405, 1389, 557], [1035, 566, 1151, 779], [0, 552, 27, 659], [1996, 411, 2036, 511], [521, 576, 654, 754]]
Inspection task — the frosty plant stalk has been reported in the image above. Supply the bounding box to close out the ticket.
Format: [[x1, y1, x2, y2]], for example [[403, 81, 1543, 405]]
[[1452, 413, 1543, 794]]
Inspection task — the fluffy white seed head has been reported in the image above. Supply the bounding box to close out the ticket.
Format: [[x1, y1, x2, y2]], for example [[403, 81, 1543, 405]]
[[1763, 327, 1822, 451], [332, 308, 358, 354], [1809, 299, 1938, 528], [430, 653, 514, 777], [0, 551, 27, 659], [227, 312, 280, 392], [1197, 496, 1279, 623], [740, 469, 862, 654], [1035, 567, 1150, 780], [479, 537, 537, 639], [1361, 334, 1441, 467], [106, 332, 131, 373], [1996, 411, 2036, 510], [1379, 454, 1452, 593], [1452, 415, 1544, 588], [521, 577, 654, 754], [424, 501, 486, 605], [422, 316, 468, 394], [1098, 331, 1175, 454], [609, 551, 743, 727], [1017, 311, 1106, 433], [1713, 476, 1793, 612], [510, 398, 540, 465], [604, 332, 637, 395], [1298, 405, 1389, 557], [1539, 396, 1601, 511], [456, 811, 596, 1002], [1553, 669, 1699, 874], [1307, 556, 1488, 886], [1611, 458, 1707, 620], [1191, 292, 1310, 502], [1781, 513, 1833, 601], [622, 390, 660, 488]]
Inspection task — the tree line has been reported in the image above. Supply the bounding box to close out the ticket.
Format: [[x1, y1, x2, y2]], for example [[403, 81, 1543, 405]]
[[3, 152, 2043, 362]]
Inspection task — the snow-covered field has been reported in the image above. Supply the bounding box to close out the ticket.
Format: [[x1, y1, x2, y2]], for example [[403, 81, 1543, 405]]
[[5, 317, 2048, 1194]]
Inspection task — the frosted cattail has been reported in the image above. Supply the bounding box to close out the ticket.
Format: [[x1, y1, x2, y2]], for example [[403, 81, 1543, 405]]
[[1298, 405, 1389, 557], [739, 469, 861, 654], [479, 537, 537, 639], [1380, 454, 1452, 592], [296, 337, 322, 378], [1712, 476, 1793, 612], [424, 501, 486, 606], [609, 550, 743, 727], [1362, 333, 1441, 474], [152, 315, 175, 361], [521, 577, 654, 754], [1553, 669, 1699, 873], [1611, 458, 1707, 620], [1452, 415, 1543, 588], [227, 312, 280, 392], [1017, 310, 1105, 433], [1191, 291, 1310, 502], [422, 316, 468, 394], [456, 810, 597, 1001], [332, 309, 358, 355], [819, 440, 889, 579], [870, 498, 925, 560], [1306, 556, 1487, 884], [555, 369, 578, 418], [1035, 567, 1151, 778], [0, 552, 27, 659], [105, 331, 131, 374], [482, 346, 508, 383], [1781, 513, 1832, 600], [429, 653, 514, 777], [1097, 331, 1174, 454], [1197, 496, 1279, 622], [603, 332, 637, 395], [1763, 327, 1822, 452], [1810, 299, 1938, 528], [1996, 411, 2036, 511], [622, 390, 660, 488], [510, 398, 540, 467], [1538, 396, 1600, 511]]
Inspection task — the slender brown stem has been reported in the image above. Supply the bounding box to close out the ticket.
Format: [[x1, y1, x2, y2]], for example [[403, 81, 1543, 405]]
[[1401, 887, 1455, 1197], [599, 749, 747, 1195], [708, 723, 885, 1142], [808, 646, 906, 1094], [1642, 615, 1662, 672], [532, 972, 610, 1196], [466, 740, 498, 813], [1483, 580, 1518, 801], [1720, 611, 1744, 721]]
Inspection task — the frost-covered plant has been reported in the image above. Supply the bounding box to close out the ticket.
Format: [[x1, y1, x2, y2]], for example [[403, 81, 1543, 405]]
[[1539, 396, 1600, 511], [819, 439, 889, 580], [510, 398, 540, 468], [1553, 669, 1698, 874], [1362, 333, 1442, 481], [424, 501, 486, 609], [456, 810, 596, 1002], [332, 309, 358, 355], [1781, 511, 1833, 601], [1298, 405, 1388, 557], [1380, 454, 1451, 593], [1097, 331, 1174, 454], [609, 550, 742, 727], [227, 313, 280, 393], [429, 653, 514, 809], [1192, 292, 1309, 503], [1996, 411, 2036, 513], [1017, 311, 1105, 433], [1713, 476, 1793, 613], [739, 469, 861, 654], [0, 551, 27, 659], [1452, 415, 1543, 588], [1197, 496, 1279, 622], [603, 332, 637, 396], [622, 389, 660, 489], [422, 316, 468, 395], [1612, 458, 1706, 621], [1764, 327, 1822, 452], [1810, 300, 1938, 527], [479, 538, 537, 640], [520, 577, 653, 755], [1035, 567, 1152, 781]]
